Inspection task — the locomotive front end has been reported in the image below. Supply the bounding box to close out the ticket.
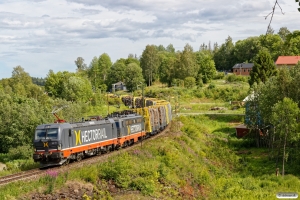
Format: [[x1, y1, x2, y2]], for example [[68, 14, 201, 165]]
[[33, 124, 64, 167]]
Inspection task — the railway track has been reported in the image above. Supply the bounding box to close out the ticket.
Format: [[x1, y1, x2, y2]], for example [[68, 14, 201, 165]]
[[0, 125, 171, 187], [0, 169, 44, 187]]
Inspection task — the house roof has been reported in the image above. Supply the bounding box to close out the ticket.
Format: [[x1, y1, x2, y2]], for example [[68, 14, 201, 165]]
[[232, 63, 254, 69], [276, 56, 300, 65], [242, 92, 255, 102], [235, 124, 248, 129]]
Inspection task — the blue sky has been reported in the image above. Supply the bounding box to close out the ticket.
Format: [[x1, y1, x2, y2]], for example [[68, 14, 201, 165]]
[[0, 0, 299, 79]]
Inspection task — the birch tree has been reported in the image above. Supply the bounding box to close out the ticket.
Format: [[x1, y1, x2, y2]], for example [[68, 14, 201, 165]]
[[271, 98, 299, 177]]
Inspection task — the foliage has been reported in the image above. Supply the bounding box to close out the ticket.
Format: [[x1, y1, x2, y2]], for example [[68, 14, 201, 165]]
[[184, 77, 196, 89], [271, 98, 300, 176], [245, 66, 300, 171], [124, 63, 145, 92], [286, 31, 300, 55], [195, 51, 216, 83], [175, 44, 198, 80], [44, 70, 73, 98], [233, 37, 260, 63], [42, 169, 59, 194], [213, 36, 235, 71], [31, 77, 46, 86], [106, 58, 140, 91], [45, 71, 93, 102], [259, 34, 283, 61], [74, 57, 87, 72], [213, 72, 225, 80], [277, 27, 291, 42], [158, 52, 176, 87], [88, 56, 100, 89], [6, 145, 32, 160], [0, 66, 45, 100], [98, 53, 112, 82], [61, 76, 93, 102], [140, 45, 160, 86], [0, 92, 50, 152], [225, 74, 248, 83], [249, 49, 277, 86]]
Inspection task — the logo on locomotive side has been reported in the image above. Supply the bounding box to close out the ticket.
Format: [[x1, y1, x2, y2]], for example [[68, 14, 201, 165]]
[[74, 128, 107, 145], [74, 130, 82, 145]]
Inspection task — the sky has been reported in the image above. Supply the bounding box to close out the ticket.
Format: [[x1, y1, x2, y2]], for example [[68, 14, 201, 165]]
[[0, 0, 299, 79]]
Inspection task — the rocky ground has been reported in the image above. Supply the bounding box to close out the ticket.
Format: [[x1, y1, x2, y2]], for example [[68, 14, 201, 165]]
[[20, 181, 94, 200], [19, 180, 153, 200]]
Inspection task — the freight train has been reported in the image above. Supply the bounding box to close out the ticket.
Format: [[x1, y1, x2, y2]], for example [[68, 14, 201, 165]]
[[32, 99, 172, 168]]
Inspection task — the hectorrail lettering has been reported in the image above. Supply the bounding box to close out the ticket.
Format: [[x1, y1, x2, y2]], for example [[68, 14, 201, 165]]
[[130, 124, 142, 133], [74, 128, 107, 145]]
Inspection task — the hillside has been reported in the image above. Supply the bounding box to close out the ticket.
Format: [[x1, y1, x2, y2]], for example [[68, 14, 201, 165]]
[[1, 113, 300, 199]]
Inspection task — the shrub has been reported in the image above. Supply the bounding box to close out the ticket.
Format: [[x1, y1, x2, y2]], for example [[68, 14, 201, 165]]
[[226, 74, 248, 83], [130, 177, 156, 195], [193, 89, 205, 98], [213, 72, 225, 80], [208, 83, 216, 89], [184, 77, 196, 89], [7, 145, 33, 160]]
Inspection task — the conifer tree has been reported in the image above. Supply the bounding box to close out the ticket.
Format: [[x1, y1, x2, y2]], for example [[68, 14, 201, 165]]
[[249, 49, 277, 86]]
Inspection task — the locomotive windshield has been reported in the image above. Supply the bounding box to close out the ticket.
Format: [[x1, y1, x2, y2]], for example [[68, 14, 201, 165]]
[[35, 128, 58, 139]]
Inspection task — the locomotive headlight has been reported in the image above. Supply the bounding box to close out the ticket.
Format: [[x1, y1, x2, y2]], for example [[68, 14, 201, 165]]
[[58, 144, 61, 150]]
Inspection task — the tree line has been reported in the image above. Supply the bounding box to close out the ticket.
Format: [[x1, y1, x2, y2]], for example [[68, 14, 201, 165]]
[[72, 27, 300, 93]]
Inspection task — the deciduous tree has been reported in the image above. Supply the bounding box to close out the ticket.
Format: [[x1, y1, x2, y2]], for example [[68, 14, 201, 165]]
[[158, 52, 176, 87], [195, 51, 216, 84], [140, 45, 160, 86], [124, 63, 144, 92], [75, 57, 87, 72], [271, 98, 300, 177], [175, 44, 197, 80], [98, 53, 112, 83]]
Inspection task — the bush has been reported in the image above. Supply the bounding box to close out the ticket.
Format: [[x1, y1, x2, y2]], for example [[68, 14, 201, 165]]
[[7, 145, 33, 160], [184, 77, 196, 89], [208, 83, 216, 89], [193, 89, 205, 98], [213, 72, 225, 80], [226, 74, 248, 83]]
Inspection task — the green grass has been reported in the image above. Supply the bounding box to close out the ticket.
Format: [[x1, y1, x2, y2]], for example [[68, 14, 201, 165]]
[[1, 114, 300, 199]]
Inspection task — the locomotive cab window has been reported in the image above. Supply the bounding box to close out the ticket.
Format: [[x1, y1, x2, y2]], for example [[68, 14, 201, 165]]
[[35, 128, 58, 139]]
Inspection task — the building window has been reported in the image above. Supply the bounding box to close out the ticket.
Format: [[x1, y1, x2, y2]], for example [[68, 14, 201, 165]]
[[248, 69, 250, 72], [244, 69, 246, 72], [235, 69, 237, 72]]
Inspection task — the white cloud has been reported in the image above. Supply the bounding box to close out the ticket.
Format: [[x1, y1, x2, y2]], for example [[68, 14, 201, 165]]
[[0, 0, 299, 79]]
